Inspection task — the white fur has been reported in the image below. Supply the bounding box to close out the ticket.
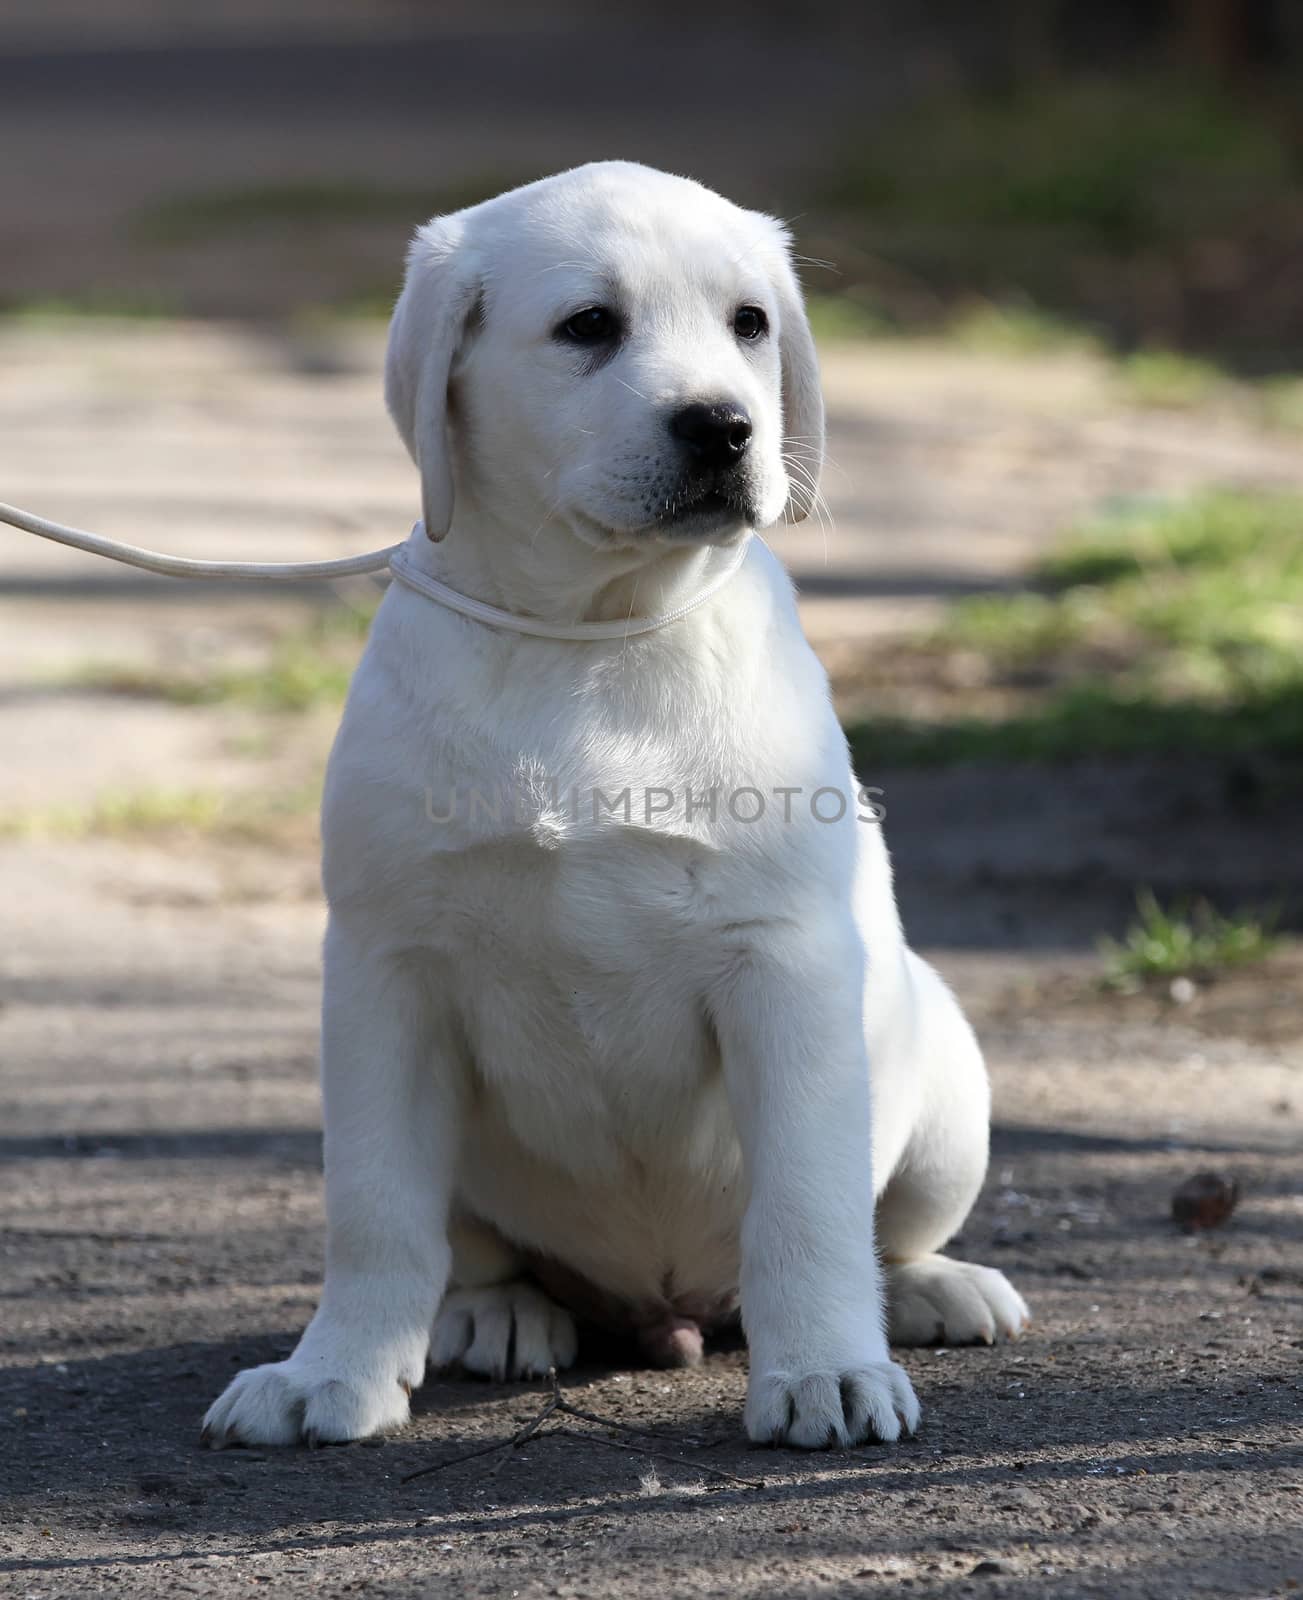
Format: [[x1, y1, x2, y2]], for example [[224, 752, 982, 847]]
[[203, 162, 1026, 1454]]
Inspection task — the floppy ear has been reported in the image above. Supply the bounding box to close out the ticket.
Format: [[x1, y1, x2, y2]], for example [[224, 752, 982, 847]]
[[384, 217, 480, 541], [771, 243, 825, 523]]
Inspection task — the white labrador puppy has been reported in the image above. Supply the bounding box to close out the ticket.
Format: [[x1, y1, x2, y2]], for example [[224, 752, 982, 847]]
[[203, 161, 1027, 1452]]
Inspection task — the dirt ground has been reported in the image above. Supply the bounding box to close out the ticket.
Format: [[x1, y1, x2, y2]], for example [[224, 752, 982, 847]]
[[1, 327, 1301, 1599]]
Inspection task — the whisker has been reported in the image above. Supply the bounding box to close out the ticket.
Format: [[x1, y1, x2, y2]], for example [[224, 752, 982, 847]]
[[791, 254, 839, 275], [780, 451, 834, 562], [783, 440, 845, 482], [780, 454, 821, 493], [526, 464, 595, 550]]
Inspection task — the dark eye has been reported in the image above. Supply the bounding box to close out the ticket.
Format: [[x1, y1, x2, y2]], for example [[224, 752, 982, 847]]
[[733, 305, 768, 341], [558, 306, 618, 343]]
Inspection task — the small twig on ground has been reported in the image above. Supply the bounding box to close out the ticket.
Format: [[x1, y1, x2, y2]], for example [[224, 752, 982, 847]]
[[557, 1399, 704, 1447], [399, 1367, 759, 1488], [398, 1435, 520, 1481], [542, 1366, 702, 1444], [550, 1427, 766, 1489], [399, 1382, 560, 1484]]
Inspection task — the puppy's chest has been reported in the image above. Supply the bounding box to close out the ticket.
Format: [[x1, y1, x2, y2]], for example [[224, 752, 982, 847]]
[[435, 815, 733, 994], [421, 754, 757, 1084], [439, 825, 737, 1185], [416, 725, 781, 956]]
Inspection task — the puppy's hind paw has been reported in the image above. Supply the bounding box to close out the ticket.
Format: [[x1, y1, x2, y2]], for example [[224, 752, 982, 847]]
[[431, 1281, 578, 1381], [886, 1254, 1030, 1347]]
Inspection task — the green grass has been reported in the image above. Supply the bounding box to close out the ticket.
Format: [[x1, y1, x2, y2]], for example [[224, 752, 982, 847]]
[[133, 175, 533, 245], [1099, 890, 1277, 988], [292, 289, 401, 325], [1259, 376, 1303, 432], [812, 75, 1303, 367], [0, 782, 320, 843], [848, 684, 1303, 767], [847, 491, 1303, 765], [955, 492, 1303, 696], [945, 301, 1101, 357], [825, 78, 1290, 254], [1116, 357, 1303, 426], [70, 600, 376, 713], [804, 289, 1107, 355], [804, 291, 901, 342], [0, 292, 181, 323], [802, 291, 1303, 426], [1117, 349, 1225, 409]]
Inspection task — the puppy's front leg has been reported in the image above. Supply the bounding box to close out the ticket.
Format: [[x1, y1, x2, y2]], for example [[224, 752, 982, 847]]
[[713, 922, 920, 1449], [203, 919, 457, 1447]]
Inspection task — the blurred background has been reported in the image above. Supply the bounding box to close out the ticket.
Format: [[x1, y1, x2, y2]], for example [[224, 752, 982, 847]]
[[1, 6, 1301, 1590], [7, 0, 1303, 356], [3, 0, 1301, 936]]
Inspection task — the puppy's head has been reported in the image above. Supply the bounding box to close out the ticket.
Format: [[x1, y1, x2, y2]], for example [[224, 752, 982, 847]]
[[385, 162, 823, 549]]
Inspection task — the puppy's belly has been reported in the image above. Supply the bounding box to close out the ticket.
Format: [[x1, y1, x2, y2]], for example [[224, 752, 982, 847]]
[[456, 1058, 747, 1323]]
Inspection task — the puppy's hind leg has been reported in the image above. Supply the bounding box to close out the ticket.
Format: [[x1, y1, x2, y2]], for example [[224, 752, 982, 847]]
[[430, 1214, 578, 1381], [876, 959, 1029, 1348]]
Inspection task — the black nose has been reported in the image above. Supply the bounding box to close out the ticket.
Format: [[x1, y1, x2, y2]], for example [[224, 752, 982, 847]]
[[669, 402, 753, 470]]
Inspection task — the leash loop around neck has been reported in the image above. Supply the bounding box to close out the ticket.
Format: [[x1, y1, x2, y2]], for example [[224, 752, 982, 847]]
[[387, 533, 751, 641]]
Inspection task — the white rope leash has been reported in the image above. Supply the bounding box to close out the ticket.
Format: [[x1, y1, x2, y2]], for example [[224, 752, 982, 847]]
[[0, 499, 400, 581], [0, 500, 750, 640]]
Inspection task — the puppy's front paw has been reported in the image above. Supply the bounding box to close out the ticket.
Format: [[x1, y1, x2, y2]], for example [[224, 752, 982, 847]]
[[745, 1360, 920, 1449], [202, 1357, 415, 1448], [431, 1281, 577, 1381], [886, 1254, 1030, 1346]]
